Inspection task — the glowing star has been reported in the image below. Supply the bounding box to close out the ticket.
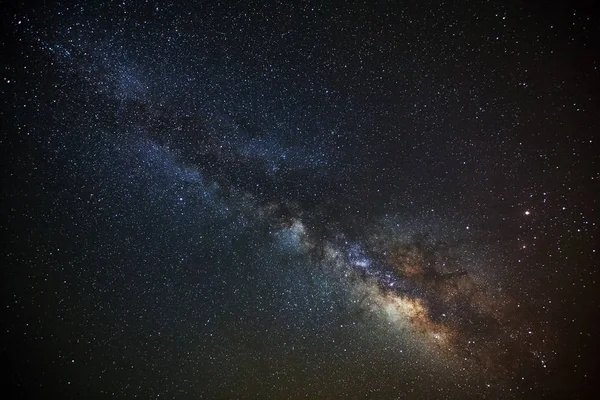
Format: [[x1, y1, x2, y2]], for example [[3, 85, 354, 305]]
[[524, 211, 531, 215]]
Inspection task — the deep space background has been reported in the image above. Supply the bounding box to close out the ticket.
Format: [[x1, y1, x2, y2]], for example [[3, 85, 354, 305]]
[[1, 0, 598, 399]]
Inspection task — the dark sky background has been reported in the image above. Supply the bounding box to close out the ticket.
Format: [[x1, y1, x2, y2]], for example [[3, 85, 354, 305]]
[[1, 0, 598, 399]]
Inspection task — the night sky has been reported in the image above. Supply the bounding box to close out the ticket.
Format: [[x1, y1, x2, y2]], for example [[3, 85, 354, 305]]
[[2, 0, 598, 399]]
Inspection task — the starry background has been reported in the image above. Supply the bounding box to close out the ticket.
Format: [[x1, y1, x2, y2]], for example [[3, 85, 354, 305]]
[[1, 0, 598, 399]]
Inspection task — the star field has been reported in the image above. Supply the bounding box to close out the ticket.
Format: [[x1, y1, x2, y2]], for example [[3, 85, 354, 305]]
[[2, 0, 598, 399]]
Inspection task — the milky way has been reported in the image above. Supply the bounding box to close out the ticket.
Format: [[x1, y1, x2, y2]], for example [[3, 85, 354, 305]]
[[3, 1, 598, 399]]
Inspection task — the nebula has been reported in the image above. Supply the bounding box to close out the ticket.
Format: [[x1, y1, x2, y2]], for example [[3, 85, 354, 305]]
[[264, 213, 545, 380]]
